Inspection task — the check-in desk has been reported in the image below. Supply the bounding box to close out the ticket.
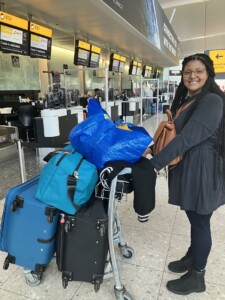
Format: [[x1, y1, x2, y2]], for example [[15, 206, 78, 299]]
[[0, 107, 17, 125], [67, 106, 84, 123], [100, 99, 140, 123], [100, 100, 122, 120], [121, 97, 140, 123], [0, 125, 18, 162], [31, 108, 81, 160]]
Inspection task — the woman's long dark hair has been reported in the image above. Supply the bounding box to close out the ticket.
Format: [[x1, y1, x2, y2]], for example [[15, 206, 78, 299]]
[[171, 53, 225, 182]]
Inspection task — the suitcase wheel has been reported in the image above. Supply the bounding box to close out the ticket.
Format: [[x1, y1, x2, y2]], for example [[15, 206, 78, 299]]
[[24, 270, 41, 287], [114, 286, 132, 300], [119, 244, 134, 260], [11, 197, 24, 212], [94, 280, 101, 293], [3, 257, 10, 270], [11, 202, 18, 212], [62, 277, 68, 289]]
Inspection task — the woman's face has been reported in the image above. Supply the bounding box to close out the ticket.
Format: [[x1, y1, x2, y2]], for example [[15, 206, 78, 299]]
[[182, 60, 208, 97]]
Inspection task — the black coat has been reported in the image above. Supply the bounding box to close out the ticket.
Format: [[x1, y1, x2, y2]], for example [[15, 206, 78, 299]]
[[102, 158, 156, 216], [151, 93, 225, 214]]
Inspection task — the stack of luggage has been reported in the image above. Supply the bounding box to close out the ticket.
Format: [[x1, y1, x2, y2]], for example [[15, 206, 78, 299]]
[[0, 144, 109, 291]]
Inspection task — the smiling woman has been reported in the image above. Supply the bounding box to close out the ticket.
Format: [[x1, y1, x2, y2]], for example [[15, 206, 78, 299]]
[[182, 60, 208, 97], [150, 53, 225, 296]]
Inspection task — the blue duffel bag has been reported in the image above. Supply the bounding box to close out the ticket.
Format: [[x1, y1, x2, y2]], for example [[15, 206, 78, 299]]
[[35, 146, 98, 215]]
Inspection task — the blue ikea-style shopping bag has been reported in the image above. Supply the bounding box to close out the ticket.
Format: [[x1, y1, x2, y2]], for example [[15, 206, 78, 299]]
[[35, 147, 98, 215], [69, 99, 152, 170]]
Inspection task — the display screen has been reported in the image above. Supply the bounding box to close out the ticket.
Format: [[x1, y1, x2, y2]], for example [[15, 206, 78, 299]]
[[136, 66, 142, 76], [153, 69, 160, 78], [0, 24, 29, 55], [143, 68, 147, 77], [74, 40, 91, 67], [119, 61, 125, 73], [76, 48, 90, 66], [89, 52, 100, 68], [143, 66, 152, 78], [132, 65, 137, 75], [112, 59, 119, 72], [109, 53, 120, 72], [30, 33, 52, 59], [129, 60, 139, 76]]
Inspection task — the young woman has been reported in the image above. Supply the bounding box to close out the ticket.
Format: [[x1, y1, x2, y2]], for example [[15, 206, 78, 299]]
[[150, 53, 225, 295]]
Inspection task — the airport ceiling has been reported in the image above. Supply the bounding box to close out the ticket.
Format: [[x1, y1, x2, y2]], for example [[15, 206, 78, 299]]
[[1, 0, 225, 67], [159, 0, 225, 59]]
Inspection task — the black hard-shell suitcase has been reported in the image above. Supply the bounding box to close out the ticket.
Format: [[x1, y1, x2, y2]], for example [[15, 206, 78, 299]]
[[56, 197, 108, 291]]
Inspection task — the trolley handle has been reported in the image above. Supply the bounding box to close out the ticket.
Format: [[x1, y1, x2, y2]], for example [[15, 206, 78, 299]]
[[14, 139, 27, 184]]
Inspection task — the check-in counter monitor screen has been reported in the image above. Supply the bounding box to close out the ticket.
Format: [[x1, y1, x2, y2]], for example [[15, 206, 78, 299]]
[[119, 61, 125, 73], [109, 53, 120, 72], [129, 62, 137, 75], [0, 24, 29, 55], [30, 33, 52, 59], [143, 66, 152, 78], [74, 40, 91, 67], [153, 69, 161, 78], [89, 52, 100, 68], [136, 66, 142, 76]]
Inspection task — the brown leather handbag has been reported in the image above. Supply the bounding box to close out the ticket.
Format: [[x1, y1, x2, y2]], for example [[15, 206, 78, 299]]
[[153, 101, 194, 167]]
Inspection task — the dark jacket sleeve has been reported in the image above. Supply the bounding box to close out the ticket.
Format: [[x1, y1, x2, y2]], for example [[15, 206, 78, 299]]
[[151, 93, 223, 171]]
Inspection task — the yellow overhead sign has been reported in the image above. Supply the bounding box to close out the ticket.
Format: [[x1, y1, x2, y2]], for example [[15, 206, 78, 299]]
[[30, 22, 52, 38], [146, 65, 152, 70], [209, 50, 225, 73], [120, 56, 126, 63], [78, 40, 91, 51], [0, 11, 28, 30], [113, 53, 120, 60], [91, 45, 101, 54]]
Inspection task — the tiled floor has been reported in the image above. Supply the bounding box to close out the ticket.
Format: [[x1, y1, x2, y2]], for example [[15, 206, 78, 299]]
[[1, 113, 225, 299]]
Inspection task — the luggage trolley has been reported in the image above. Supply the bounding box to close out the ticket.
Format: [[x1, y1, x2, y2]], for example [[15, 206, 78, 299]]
[[98, 167, 134, 300]]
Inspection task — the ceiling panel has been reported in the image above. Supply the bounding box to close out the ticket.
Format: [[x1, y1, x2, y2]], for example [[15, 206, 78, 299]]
[[1, 0, 178, 67], [159, 0, 225, 58], [2, 0, 224, 65]]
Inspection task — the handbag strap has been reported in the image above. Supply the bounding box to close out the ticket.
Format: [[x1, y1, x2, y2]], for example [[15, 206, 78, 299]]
[[164, 100, 194, 122], [174, 99, 195, 120], [67, 156, 85, 210]]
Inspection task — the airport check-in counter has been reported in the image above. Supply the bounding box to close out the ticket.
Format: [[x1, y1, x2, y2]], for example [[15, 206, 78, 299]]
[[100, 100, 122, 120], [121, 97, 140, 123], [0, 125, 18, 163], [100, 98, 140, 123], [31, 107, 83, 159], [0, 105, 84, 161]]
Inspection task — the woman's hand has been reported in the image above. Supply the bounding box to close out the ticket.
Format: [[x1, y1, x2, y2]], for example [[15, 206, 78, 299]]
[[142, 147, 152, 157]]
